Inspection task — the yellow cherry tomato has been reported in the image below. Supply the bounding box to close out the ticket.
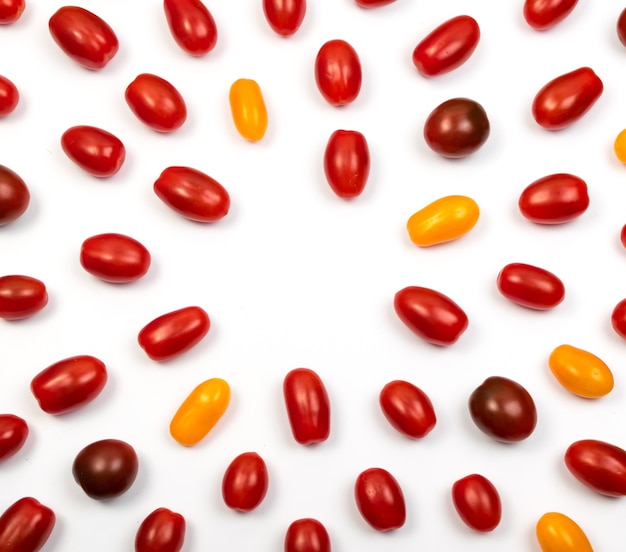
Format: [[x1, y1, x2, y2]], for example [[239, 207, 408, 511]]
[[614, 128, 626, 163], [229, 78, 268, 142], [536, 512, 593, 552], [548, 344, 614, 398], [406, 195, 479, 247], [170, 377, 230, 446]]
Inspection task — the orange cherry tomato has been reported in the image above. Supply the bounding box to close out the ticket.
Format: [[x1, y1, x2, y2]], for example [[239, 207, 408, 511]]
[[536, 512, 593, 552], [548, 344, 614, 398], [229, 79, 268, 142]]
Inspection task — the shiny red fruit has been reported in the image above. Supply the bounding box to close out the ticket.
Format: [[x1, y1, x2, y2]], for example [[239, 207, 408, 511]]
[[355, 0, 396, 6], [496, 263, 565, 310], [0, 165, 29, 226], [0, 275, 48, 320], [379, 380, 436, 439], [135, 507, 186, 552], [0, 414, 28, 462], [314, 39, 362, 106], [284, 518, 331, 552], [125, 74, 187, 132], [61, 126, 126, 177], [618, 8, 626, 47], [263, 0, 306, 36], [222, 452, 269, 512], [565, 439, 626, 497], [523, 0, 579, 30], [0, 0, 25, 24], [164, 0, 217, 56], [452, 474, 502, 532], [0, 497, 55, 552], [611, 298, 626, 339], [354, 468, 406, 531], [323, 130, 370, 199], [0, 75, 19, 117], [80, 233, 151, 283]]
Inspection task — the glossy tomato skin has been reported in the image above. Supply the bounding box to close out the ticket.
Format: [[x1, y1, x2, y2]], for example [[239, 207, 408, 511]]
[[61, 126, 125, 177], [125, 74, 187, 132], [48, 6, 118, 70], [532, 67, 603, 130], [354, 468, 406, 532], [315, 39, 362, 106], [548, 344, 614, 398], [523, 0, 579, 30], [412, 15, 480, 77], [518, 173, 589, 224], [222, 452, 269, 512], [283, 368, 330, 445], [323, 130, 370, 199], [356, 0, 396, 7], [379, 380, 436, 439], [164, 0, 217, 56], [496, 263, 565, 310], [135, 507, 186, 552], [0, 497, 55, 552], [0, 165, 29, 226], [0, 414, 28, 462], [80, 233, 151, 283], [394, 286, 468, 346], [564, 439, 626, 496], [229, 78, 268, 141], [469, 376, 537, 443], [72, 438, 139, 500], [424, 98, 489, 158], [0, 75, 19, 117], [451, 474, 501, 532], [536, 512, 593, 552], [611, 298, 626, 339], [284, 518, 331, 552], [0, 0, 25, 24], [618, 8, 626, 47], [263, 0, 306, 36], [0, 275, 47, 320], [30, 355, 108, 415], [138, 306, 210, 361]]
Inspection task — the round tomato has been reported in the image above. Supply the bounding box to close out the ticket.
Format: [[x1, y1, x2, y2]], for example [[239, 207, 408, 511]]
[[0, 275, 48, 320], [0, 497, 55, 552], [263, 0, 306, 36], [536, 512, 593, 552], [323, 130, 370, 199], [284, 518, 331, 552], [80, 233, 151, 283], [0, 414, 28, 462], [222, 452, 269, 512], [72, 438, 139, 500], [0, 164, 29, 226], [496, 263, 565, 309], [61, 126, 126, 177], [283, 368, 330, 445], [0, 75, 18, 117], [564, 439, 626, 497], [523, 0, 579, 30], [0, 0, 25, 24], [394, 286, 468, 346], [412, 15, 480, 77], [618, 8, 626, 47], [354, 467, 406, 532], [228, 78, 268, 141], [379, 380, 436, 439], [164, 0, 217, 56], [48, 6, 118, 70], [611, 298, 626, 339], [548, 344, 614, 398], [135, 507, 186, 552], [532, 67, 603, 130], [355, 0, 396, 7], [314, 39, 362, 106], [423, 98, 490, 158], [451, 474, 501, 532], [125, 74, 187, 132], [468, 376, 537, 443]]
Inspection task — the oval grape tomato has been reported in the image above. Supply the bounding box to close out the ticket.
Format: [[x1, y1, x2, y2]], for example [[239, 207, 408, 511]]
[[0, 414, 28, 462], [564, 439, 626, 497], [356, 0, 396, 6], [284, 518, 331, 552], [0, 75, 19, 117], [0, 164, 30, 226], [452, 474, 501, 532], [323, 130, 370, 199], [618, 8, 626, 47], [0, 0, 25, 24], [229, 78, 268, 142], [80, 233, 151, 283], [496, 263, 565, 310], [0, 275, 48, 320], [135, 507, 186, 552], [524, 0, 579, 30], [125, 74, 187, 132], [548, 344, 614, 398], [0, 497, 55, 552], [263, 0, 306, 36], [314, 39, 362, 106], [163, 0, 217, 56], [354, 468, 406, 532], [536, 512, 593, 552], [611, 298, 626, 339], [61, 126, 126, 177], [222, 452, 269, 512], [379, 380, 436, 439]]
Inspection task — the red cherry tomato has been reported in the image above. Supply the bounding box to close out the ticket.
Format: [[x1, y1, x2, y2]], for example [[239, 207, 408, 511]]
[[0, 275, 48, 320], [393, 286, 468, 346], [532, 67, 603, 130], [30, 355, 107, 415], [0, 497, 55, 552], [0, 75, 19, 117], [618, 8, 626, 47], [323, 130, 370, 199], [0, 414, 28, 462], [61, 126, 126, 177], [125, 74, 187, 132], [48, 6, 118, 70], [611, 298, 626, 339], [452, 474, 502, 532], [620, 223, 626, 248], [314, 39, 362, 106], [412, 15, 480, 77], [564, 439, 626, 497], [154, 166, 230, 222], [163, 0, 217, 56], [135, 507, 186, 552], [0, 0, 24, 24], [379, 380, 436, 439], [222, 452, 269, 512], [468, 376, 537, 443], [496, 263, 565, 310], [284, 518, 331, 552], [263, 0, 306, 37], [0, 165, 30, 226], [354, 467, 406, 532], [518, 173, 589, 224], [523, 0, 578, 30], [80, 233, 151, 283], [423, 98, 490, 158], [283, 368, 330, 445], [355, 0, 396, 7]]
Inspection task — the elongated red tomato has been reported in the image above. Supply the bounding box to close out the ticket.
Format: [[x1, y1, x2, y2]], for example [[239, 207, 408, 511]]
[[0, 414, 28, 462], [412, 15, 480, 77], [283, 368, 330, 445], [523, 0, 579, 30], [452, 474, 501, 532], [284, 518, 331, 552], [354, 468, 406, 531], [618, 8, 626, 47], [565, 439, 626, 496], [125, 74, 187, 132], [0, 497, 55, 552], [263, 0, 306, 36], [48, 6, 118, 70], [135, 507, 186, 552], [323, 130, 370, 199], [497, 263, 565, 309], [138, 306, 210, 361], [356, 0, 396, 7], [536, 512, 593, 552], [222, 452, 269, 512], [80, 233, 151, 283], [164, 0, 217, 56], [379, 380, 436, 439], [0, 75, 19, 117], [532, 67, 603, 130], [611, 298, 626, 339], [61, 126, 125, 177], [519, 173, 589, 224], [0, 0, 25, 24], [394, 286, 468, 346], [0, 275, 48, 320], [0, 165, 29, 226], [314, 40, 362, 106]]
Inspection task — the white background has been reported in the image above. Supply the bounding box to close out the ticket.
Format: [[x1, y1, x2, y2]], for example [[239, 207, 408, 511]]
[[1, 0, 626, 550]]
